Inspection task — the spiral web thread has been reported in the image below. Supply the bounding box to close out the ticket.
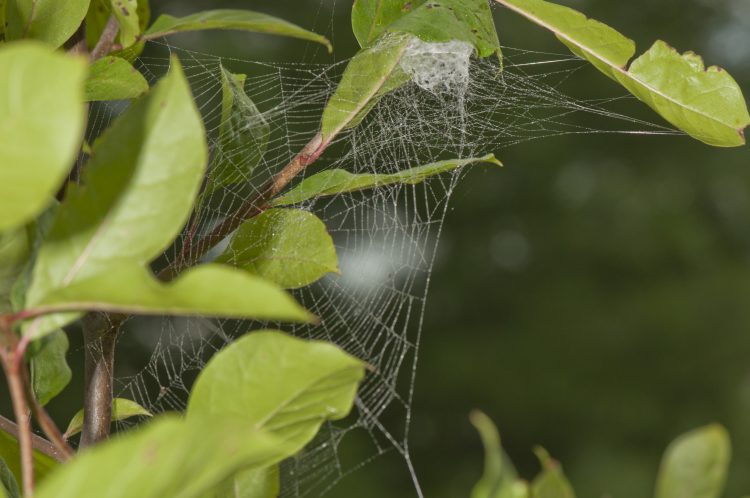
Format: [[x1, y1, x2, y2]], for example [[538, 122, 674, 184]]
[[79, 23, 677, 498]]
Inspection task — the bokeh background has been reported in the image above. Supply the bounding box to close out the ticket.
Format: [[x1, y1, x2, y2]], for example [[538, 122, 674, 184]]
[[7, 0, 750, 497]]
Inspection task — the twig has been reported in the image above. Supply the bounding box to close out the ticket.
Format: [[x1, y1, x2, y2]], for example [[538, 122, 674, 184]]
[[80, 313, 121, 448], [22, 368, 74, 459], [90, 15, 120, 61], [161, 132, 328, 279], [0, 414, 65, 462], [0, 330, 34, 496]]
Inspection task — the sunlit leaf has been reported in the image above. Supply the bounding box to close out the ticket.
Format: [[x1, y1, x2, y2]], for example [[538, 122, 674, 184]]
[[655, 424, 730, 498], [34, 415, 293, 498], [469, 411, 521, 498], [27, 264, 313, 326], [29, 329, 71, 406], [211, 465, 279, 498], [64, 398, 152, 439], [531, 448, 576, 498], [494, 0, 750, 147], [188, 330, 365, 452], [25, 56, 206, 334], [84, 56, 148, 101], [216, 209, 338, 289], [0, 42, 86, 232], [5, 0, 90, 47], [143, 9, 331, 52], [274, 154, 501, 206], [352, 0, 501, 58]]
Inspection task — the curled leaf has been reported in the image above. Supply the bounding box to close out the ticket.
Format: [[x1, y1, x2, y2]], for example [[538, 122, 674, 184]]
[[494, 0, 750, 147]]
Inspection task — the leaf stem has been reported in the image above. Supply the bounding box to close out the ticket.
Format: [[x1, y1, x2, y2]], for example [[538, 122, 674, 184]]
[[80, 313, 121, 448], [90, 15, 120, 61]]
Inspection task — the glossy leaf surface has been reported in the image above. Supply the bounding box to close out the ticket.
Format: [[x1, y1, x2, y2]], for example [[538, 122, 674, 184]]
[[188, 331, 365, 452], [35, 415, 292, 498], [0, 43, 86, 232], [84, 56, 148, 101], [5, 0, 90, 47], [216, 209, 338, 289], [29, 264, 313, 324]]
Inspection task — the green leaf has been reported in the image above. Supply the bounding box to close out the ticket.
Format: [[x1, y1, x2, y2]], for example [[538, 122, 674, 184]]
[[188, 330, 365, 453], [0, 456, 20, 498], [216, 209, 338, 289], [142, 9, 331, 52], [4, 0, 90, 47], [494, 0, 750, 147], [353, 0, 501, 58], [201, 66, 270, 200], [28, 264, 314, 326], [84, 56, 148, 101], [211, 466, 279, 498], [531, 448, 576, 498], [321, 34, 411, 139], [85, 0, 150, 58], [469, 411, 520, 498], [30, 329, 71, 406], [110, 0, 139, 48], [0, 419, 59, 484], [34, 415, 293, 498], [0, 228, 30, 313], [25, 56, 206, 331], [63, 397, 152, 439], [654, 424, 730, 498], [274, 154, 501, 206], [0, 42, 86, 232]]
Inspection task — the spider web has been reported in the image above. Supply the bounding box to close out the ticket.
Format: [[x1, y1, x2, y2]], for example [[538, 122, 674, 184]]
[[78, 24, 677, 498]]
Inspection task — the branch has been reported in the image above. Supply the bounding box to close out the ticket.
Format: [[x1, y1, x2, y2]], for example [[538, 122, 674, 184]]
[[80, 313, 121, 448], [0, 414, 65, 462], [0, 333, 34, 495], [162, 132, 328, 279], [90, 15, 120, 61], [22, 369, 74, 459]]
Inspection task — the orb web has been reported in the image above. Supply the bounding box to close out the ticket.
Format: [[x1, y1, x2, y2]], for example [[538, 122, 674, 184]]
[[77, 26, 678, 498]]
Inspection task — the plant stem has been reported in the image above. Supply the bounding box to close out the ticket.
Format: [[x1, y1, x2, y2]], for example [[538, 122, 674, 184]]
[[90, 15, 119, 61], [0, 327, 34, 496], [163, 132, 328, 278], [0, 414, 65, 462], [80, 313, 121, 448], [22, 369, 74, 459]]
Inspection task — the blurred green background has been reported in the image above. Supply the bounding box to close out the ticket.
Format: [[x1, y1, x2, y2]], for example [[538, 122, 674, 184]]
[[8, 0, 750, 497]]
